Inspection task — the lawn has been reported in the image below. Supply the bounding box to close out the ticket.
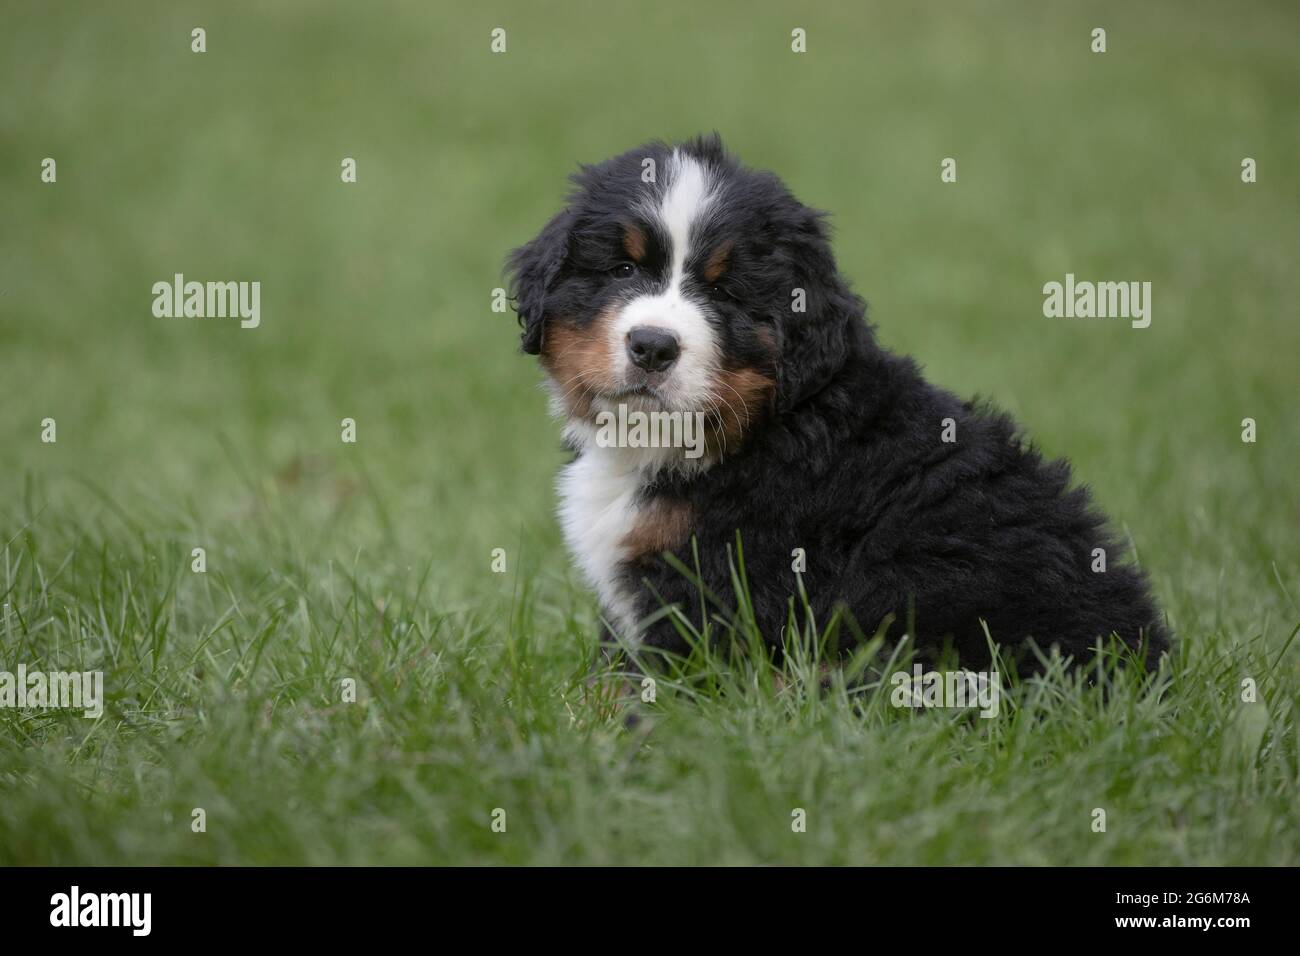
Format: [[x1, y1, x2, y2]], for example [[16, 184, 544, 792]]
[[1, 0, 1296, 865]]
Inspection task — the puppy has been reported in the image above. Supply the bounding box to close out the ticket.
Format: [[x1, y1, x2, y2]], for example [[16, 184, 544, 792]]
[[507, 134, 1168, 672]]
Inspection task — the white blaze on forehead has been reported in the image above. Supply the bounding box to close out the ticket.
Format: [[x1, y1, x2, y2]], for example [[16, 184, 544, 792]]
[[657, 150, 715, 283], [611, 151, 721, 410]]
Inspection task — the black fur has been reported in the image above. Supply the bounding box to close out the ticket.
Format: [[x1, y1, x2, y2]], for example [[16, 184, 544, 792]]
[[508, 134, 1170, 672]]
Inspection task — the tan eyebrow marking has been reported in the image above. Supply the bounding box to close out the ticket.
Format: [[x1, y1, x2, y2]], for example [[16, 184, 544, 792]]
[[622, 223, 647, 262], [703, 239, 733, 283]]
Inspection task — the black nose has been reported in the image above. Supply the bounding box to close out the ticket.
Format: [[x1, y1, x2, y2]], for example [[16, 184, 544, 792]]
[[626, 326, 681, 373]]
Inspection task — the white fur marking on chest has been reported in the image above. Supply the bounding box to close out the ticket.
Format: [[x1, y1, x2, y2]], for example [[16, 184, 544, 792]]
[[557, 445, 650, 638]]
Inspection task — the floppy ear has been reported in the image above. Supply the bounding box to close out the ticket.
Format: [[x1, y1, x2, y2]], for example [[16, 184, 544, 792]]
[[773, 208, 857, 410], [506, 209, 573, 355]]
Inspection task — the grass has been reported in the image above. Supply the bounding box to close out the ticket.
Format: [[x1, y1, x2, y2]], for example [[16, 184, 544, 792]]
[[1, 0, 1297, 865]]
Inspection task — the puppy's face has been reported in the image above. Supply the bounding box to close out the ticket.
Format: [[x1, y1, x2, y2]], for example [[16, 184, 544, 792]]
[[508, 135, 855, 452]]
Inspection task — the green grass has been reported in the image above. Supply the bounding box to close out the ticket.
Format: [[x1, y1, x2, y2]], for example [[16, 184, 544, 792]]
[[1, 0, 1297, 865]]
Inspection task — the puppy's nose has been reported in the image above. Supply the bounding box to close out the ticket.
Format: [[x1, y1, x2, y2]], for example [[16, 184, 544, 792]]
[[626, 326, 681, 373]]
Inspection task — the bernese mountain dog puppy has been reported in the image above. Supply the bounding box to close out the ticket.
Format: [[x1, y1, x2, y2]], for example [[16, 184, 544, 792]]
[[507, 133, 1169, 673]]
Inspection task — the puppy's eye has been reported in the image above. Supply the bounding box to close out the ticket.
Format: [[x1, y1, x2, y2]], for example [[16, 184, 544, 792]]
[[706, 284, 731, 302], [611, 262, 637, 279]]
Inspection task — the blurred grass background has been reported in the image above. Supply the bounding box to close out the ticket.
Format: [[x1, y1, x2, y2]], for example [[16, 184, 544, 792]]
[[0, 0, 1296, 864]]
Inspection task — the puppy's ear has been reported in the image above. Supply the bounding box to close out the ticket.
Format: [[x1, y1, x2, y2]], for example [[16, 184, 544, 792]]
[[774, 207, 858, 410], [506, 209, 573, 355]]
